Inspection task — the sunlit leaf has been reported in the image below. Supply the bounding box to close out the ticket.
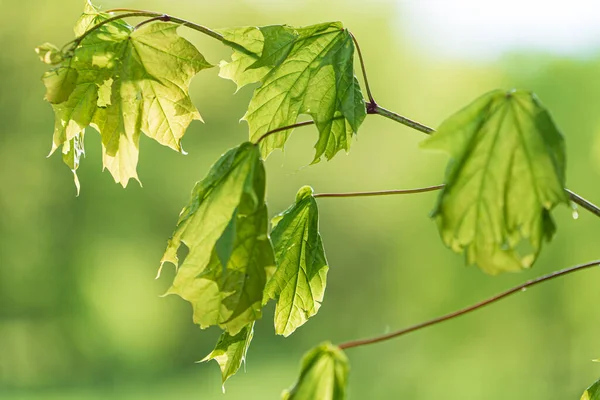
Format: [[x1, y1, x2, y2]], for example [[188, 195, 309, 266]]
[[219, 23, 366, 162], [159, 143, 275, 335], [421, 89, 569, 274], [38, 1, 212, 187], [73, 0, 116, 37], [283, 342, 349, 400], [581, 378, 600, 400], [202, 323, 254, 386], [35, 42, 63, 65], [266, 186, 329, 337]]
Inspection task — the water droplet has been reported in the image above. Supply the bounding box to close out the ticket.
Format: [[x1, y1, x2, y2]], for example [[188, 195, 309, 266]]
[[521, 287, 527, 292], [572, 210, 579, 220]]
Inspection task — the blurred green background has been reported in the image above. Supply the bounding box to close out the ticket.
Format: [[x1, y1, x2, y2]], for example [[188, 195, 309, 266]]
[[2, 0, 600, 399]]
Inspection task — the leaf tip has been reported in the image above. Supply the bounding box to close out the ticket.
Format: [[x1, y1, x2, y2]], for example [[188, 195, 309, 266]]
[[295, 185, 314, 202]]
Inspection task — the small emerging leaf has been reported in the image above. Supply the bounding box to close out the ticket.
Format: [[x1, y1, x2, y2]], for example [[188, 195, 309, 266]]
[[581, 378, 600, 400], [266, 186, 329, 336], [35, 43, 63, 65], [219, 23, 366, 162], [39, 1, 212, 188], [421, 89, 569, 274], [159, 143, 275, 335], [202, 323, 254, 387], [283, 342, 349, 400]]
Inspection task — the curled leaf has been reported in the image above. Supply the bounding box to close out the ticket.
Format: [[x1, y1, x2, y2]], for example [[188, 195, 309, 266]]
[[160, 143, 275, 335], [283, 342, 349, 400]]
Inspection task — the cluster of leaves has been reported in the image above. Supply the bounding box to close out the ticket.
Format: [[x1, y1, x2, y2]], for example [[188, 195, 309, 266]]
[[37, 2, 597, 398]]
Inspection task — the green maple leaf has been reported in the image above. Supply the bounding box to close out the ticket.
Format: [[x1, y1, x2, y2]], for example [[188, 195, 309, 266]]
[[159, 143, 275, 335], [37, 1, 212, 187], [265, 186, 329, 337], [582, 378, 600, 400], [283, 342, 349, 400], [202, 323, 254, 387], [219, 23, 366, 162], [421, 89, 569, 274]]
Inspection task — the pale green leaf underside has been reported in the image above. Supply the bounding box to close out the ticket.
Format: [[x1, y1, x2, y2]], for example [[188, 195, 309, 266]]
[[582, 378, 600, 400], [219, 23, 366, 162], [159, 143, 275, 335], [39, 1, 212, 187], [202, 323, 254, 386], [283, 342, 349, 400], [266, 186, 329, 337], [421, 89, 568, 274], [35, 42, 63, 65]]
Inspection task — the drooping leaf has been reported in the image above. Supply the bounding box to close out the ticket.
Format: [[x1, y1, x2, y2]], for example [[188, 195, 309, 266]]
[[38, 1, 212, 187], [219, 23, 366, 162], [421, 89, 569, 274], [159, 143, 275, 335], [581, 378, 600, 400], [202, 323, 254, 386], [283, 342, 349, 400], [266, 186, 329, 337]]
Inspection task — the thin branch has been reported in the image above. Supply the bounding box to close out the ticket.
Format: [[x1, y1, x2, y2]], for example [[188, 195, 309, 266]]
[[313, 184, 444, 198], [566, 189, 600, 219], [371, 103, 435, 134], [253, 121, 316, 145], [63, 12, 157, 51], [106, 8, 162, 13], [253, 115, 346, 145], [66, 10, 225, 52], [350, 32, 375, 104], [313, 185, 600, 221], [338, 259, 600, 350], [158, 16, 224, 42], [134, 15, 169, 31]]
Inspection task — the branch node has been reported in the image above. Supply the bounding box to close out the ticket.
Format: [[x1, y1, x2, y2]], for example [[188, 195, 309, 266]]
[[366, 101, 378, 114]]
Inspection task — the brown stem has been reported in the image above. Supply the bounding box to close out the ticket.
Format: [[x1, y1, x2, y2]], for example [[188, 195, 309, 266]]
[[350, 32, 375, 104], [312, 184, 600, 222], [338, 259, 600, 350], [253, 121, 316, 145], [66, 10, 225, 52]]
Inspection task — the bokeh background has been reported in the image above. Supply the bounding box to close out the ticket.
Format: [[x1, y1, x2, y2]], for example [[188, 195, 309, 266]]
[[2, 0, 600, 399]]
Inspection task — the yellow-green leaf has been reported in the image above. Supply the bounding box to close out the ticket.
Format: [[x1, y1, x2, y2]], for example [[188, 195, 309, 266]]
[[266, 186, 329, 337], [421, 89, 569, 274], [159, 143, 275, 335], [38, 1, 212, 187]]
